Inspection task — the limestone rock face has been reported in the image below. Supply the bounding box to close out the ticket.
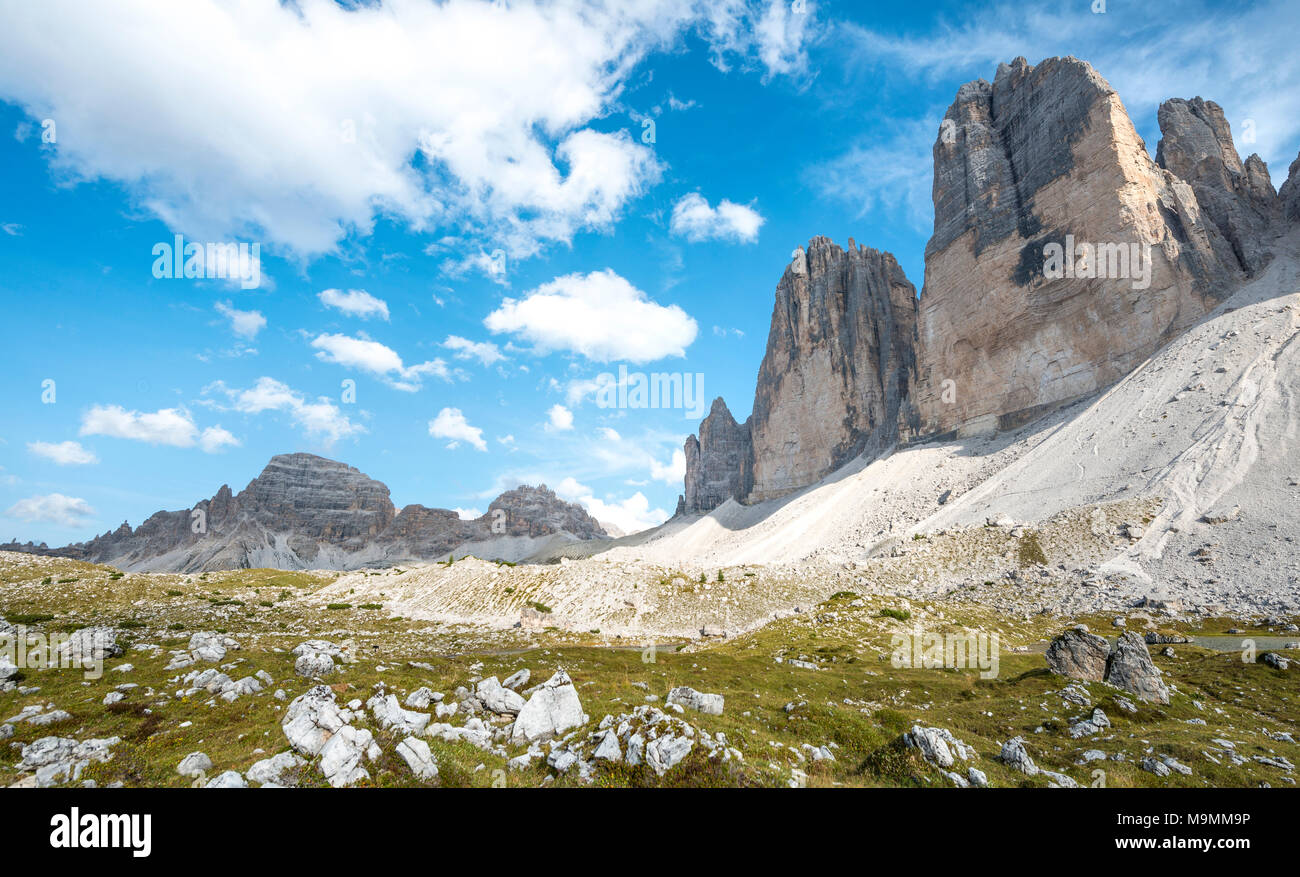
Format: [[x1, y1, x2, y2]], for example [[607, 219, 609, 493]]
[[748, 239, 917, 501], [487, 484, 606, 540], [682, 398, 753, 514], [680, 238, 918, 510], [1045, 627, 1110, 681], [1155, 97, 1281, 275], [1104, 631, 1171, 704], [908, 56, 1242, 439], [1280, 150, 1300, 223], [35, 454, 605, 571]]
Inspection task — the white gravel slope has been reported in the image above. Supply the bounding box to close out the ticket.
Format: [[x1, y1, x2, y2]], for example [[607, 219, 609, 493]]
[[603, 239, 1300, 607]]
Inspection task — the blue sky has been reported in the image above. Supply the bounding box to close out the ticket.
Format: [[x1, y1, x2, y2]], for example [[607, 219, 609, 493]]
[[1, 0, 1297, 543]]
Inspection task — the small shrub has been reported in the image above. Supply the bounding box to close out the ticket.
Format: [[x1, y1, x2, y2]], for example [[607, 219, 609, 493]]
[[326, 603, 352, 611], [878, 608, 912, 622], [1017, 531, 1048, 567], [5, 612, 55, 624]]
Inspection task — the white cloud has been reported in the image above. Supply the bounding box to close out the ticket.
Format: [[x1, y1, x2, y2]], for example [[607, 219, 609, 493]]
[[214, 300, 266, 340], [0, 1, 810, 262], [485, 269, 697, 363], [701, 0, 817, 81], [205, 377, 364, 446], [311, 333, 451, 392], [546, 404, 574, 432], [669, 192, 765, 243], [80, 404, 232, 452], [27, 440, 98, 465], [808, 117, 938, 233], [198, 425, 240, 453], [5, 493, 95, 527], [752, 0, 816, 81], [598, 427, 622, 441], [318, 288, 390, 321], [429, 407, 487, 452], [650, 447, 687, 484], [444, 335, 505, 367], [453, 507, 482, 521], [553, 477, 667, 534], [563, 376, 605, 406]]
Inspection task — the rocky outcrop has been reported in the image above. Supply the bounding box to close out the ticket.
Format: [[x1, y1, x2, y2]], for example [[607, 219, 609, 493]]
[[24, 453, 605, 572], [1155, 97, 1281, 275], [682, 398, 752, 513], [671, 59, 1298, 518], [1280, 150, 1300, 223], [908, 56, 1247, 439], [1044, 626, 1110, 681], [680, 239, 918, 511], [748, 239, 918, 501], [487, 484, 606, 540]]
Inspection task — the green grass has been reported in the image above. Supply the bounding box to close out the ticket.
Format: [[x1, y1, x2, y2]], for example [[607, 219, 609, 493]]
[[0, 554, 1296, 789]]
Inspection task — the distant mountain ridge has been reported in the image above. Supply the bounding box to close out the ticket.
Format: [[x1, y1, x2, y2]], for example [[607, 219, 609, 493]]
[[2, 453, 605, 572]]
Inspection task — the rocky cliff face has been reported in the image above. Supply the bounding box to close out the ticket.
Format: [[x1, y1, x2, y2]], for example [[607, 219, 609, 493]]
[[680, 239, 918, 511], [27, 454, 605, 572], [1280, 150, 1300, 223], [487, 484, 606, 540], [1155, 97, 1281, 275], [682, 398, 753, 513], [748, 239, 918, 501], [908, 56, 1250, 439], [679, 55, 1297, 513]]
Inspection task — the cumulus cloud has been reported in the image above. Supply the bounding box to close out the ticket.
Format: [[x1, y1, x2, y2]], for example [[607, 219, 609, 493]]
[[443, 335, 505, 367], [5, 493, 95, 527], [485, 269, 697, 363], [80, 404, 235, 453], [453, 507, 482, 521], [546, 404, 574, 432], [318, 288, 389, 321], [27, 440, 98, 465], [650, 447, 687, 484], [702, 0, 817, 81], [214, 300, 266, 340], [311, 333, 451, 392], [553, 477, 667, 534], [204, 377, 364, 446], [669, 192, 765, 243], [0, 1, 810, 262], [198, 425, 240, 453], [428, 407, 487, 452]]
